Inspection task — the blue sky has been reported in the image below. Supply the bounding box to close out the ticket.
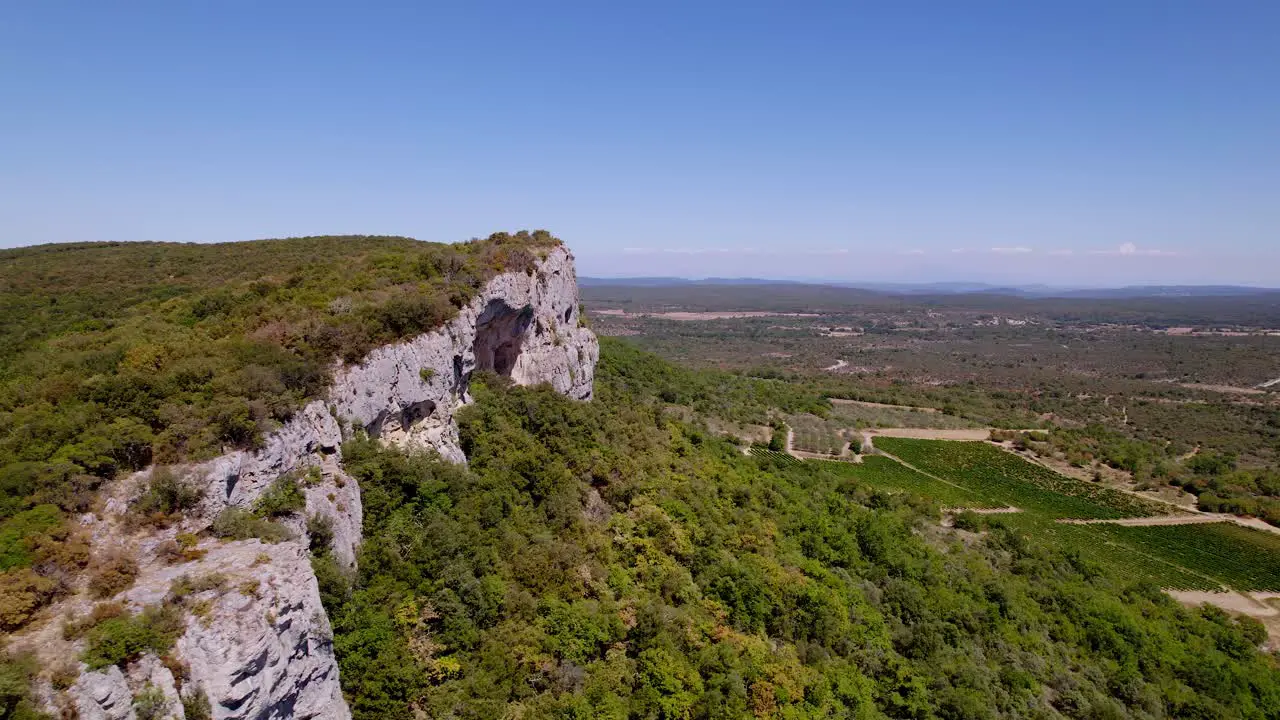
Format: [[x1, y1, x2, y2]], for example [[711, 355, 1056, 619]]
[[3, 1, 1278, 285]]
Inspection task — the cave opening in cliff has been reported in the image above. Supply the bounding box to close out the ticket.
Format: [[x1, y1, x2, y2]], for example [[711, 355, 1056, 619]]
[[473, 300, 534, 377]]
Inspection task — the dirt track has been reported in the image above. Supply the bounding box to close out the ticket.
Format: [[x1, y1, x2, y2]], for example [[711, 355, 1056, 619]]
[[1168, 591, 1278, 618], [865, 428, 992, 441], [830, 399, 942, 413]]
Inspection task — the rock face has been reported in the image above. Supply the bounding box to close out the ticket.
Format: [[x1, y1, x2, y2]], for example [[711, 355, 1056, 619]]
[[171, 542, 344, 720], [70, 666, 134, 720], [200, 244, 597, 516], [65, 245, 597, 720]]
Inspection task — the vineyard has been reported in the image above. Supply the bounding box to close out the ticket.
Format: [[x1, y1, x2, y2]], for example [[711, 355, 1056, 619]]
[[1001, 515, 1222, 591], [1094, 522, 1280, 592], [749, 438, 1280, 593], [872, 438, 1177, 519], [748, 447, 802, 466], [812, 456, 1004, 509]]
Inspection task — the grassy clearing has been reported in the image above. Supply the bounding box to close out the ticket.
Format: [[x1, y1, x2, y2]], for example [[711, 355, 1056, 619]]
[[787, 414, 846, 454], [829, 402, 981, 430]]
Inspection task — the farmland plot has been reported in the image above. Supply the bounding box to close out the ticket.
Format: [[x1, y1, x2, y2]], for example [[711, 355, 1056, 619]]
[[873, 438, 1176, 519], [812, 456, 1004, 509], [829, 402, 983, 430], [1095, 522, 1280, 592], [787, 414, 847, 454], [749, 447, 802, 466], [1002, 515, 1221, 591]]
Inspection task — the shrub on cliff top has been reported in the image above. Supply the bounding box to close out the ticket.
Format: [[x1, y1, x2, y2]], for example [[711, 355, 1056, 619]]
[[0, 569, 60, 631], [253, 475, 306, 518], [87, 551, 140, 599], [211, 507, 293, 543], [81, 604, 185, 670], [129, 468, 204, 527]]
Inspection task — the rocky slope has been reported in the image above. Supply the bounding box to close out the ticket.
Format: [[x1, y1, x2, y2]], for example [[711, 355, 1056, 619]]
[[30, 246, 597, 720]]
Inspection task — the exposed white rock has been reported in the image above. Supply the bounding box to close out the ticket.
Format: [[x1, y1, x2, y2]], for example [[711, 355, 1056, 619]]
[[301, 460, 362, 569], [126, 655, 185, 720], [172, 541, 346, 720], [71, 666, 134, 720], [61, 244, 598, 720]]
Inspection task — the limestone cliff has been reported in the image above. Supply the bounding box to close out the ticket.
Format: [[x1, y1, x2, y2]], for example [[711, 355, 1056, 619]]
[[54, 245, 598, 720]]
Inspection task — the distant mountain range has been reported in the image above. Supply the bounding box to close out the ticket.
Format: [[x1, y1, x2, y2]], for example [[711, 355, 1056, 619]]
[[579, 277, 1280, 299]]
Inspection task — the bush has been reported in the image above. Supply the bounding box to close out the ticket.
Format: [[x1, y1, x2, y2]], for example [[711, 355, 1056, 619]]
[[306, 513, 335, 556], [182, 689, 213, 720], [253, 476, 305, 518], [88, 552, 139, 599], [63, 602, 127, 640], [131, 468, 203, 527], [167, 573, 227, 603], [311, 554, 351, 608], [0, 505, 62, 570], [156, 532, 205, 565], [210, 508, 293, 543], [0, 650, 49, 720], [0, 569, 59, 631], [133, 684, 168, 720], [28, 524, 90, 575], [952, 510, 985, 532], [81, 604, 185, 670]]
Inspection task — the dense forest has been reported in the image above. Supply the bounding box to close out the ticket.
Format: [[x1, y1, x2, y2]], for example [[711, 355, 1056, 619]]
[[316, 340, 1280, 719]]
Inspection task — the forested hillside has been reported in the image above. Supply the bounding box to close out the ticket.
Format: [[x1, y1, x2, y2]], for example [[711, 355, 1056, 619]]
[[0, 232, 555, 516], [318, 339, 1280, 719]]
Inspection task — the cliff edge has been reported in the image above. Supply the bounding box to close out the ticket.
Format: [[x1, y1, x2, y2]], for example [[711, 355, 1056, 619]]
[[25, 245, 597, 720]]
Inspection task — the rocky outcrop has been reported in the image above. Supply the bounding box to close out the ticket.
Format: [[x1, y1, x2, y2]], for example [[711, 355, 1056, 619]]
[[70, 666, 133, 720], [171, 542, 344, 720], [198, 244, 597, 533], [62, 244, 598, 720]]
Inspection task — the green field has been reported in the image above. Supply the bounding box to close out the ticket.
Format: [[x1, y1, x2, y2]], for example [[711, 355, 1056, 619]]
[[864, 438, 1280, 592], [748, 447, 803, 466], [753, 438, 1280, 592], [1095, 522, 1280, 592], [873, 438, 1175, 519], [812, 456, 1004, 509], [1001, 515, 1222, 591]]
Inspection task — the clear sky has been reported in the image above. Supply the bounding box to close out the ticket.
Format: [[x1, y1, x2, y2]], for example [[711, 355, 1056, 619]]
[[3, 1, 1278, 285]]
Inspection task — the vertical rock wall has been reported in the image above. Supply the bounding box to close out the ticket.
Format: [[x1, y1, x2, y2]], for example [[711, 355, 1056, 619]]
[[65, 245, 598, 720]]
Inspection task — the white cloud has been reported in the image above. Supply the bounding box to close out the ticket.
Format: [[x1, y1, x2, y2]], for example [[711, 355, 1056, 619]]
[[1047, 249, 1075, 256], [989, 247, 1033, 254], [1089, 243, 1180, 257], [898, 248, 927, 256]]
